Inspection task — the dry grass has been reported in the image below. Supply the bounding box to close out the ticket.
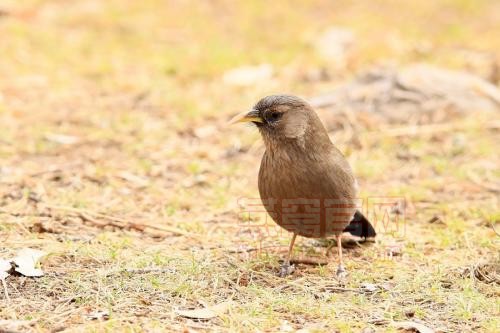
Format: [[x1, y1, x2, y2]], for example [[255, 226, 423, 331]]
[[0, 0, 499, 332]]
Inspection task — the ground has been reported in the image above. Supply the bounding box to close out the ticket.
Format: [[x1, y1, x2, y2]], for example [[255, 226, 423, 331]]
[[0, 1, 499, 332]]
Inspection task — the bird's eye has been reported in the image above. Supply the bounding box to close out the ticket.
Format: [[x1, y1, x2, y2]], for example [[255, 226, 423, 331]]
[[266, 111, 282, 122]]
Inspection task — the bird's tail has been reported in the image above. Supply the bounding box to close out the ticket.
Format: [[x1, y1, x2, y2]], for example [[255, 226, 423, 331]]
[[343, 210, 376, 239]]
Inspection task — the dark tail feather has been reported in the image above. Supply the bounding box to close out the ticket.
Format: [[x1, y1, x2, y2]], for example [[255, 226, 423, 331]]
[[343, 210, 376, 239]]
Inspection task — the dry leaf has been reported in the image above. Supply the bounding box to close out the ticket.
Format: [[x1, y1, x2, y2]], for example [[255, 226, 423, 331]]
[[393, 321, 435, 333], [85, 310, 110, 321], [0, 259, 11, 280], [360, 282, 378, 292], [0, 259, 10, 301], [12, 248, 46, 277], [176, 308, 218, 320], [279, 320, 294, 332], [176, 301, 232, 320], [117, 171, 150, 188], [45, 133, 80, 145]]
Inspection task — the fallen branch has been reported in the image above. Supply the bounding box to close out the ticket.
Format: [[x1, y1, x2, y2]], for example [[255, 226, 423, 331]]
[[1, 278, 10, 301], [42, 204, 206, 242]]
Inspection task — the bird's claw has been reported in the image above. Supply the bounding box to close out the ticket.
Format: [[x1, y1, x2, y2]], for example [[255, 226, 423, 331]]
[[336, 264, 347, 281], [279, 263, 295, 277]]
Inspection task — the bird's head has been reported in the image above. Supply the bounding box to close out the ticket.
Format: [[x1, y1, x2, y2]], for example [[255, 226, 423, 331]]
[[231, 94, 329, 150]]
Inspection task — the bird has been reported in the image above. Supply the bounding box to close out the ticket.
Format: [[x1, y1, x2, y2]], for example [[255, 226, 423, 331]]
[[231, 94, 376, 278]]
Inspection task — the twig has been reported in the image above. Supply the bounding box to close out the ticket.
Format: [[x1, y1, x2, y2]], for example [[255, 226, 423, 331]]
[[322, 286, 366, 293], [27, 162, 83, 177], [488, 220, 500, 237], [1, 278, 10, 302], [290, 257, 329, 266], [102, 267, 176, 277], [467, 170, 500, 194], [227, 245, 281, 254], [42, 204, 205, 241]]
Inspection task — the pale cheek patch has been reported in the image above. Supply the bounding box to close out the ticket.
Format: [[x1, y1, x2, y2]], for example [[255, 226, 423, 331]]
[[283, 113, 308, 139]]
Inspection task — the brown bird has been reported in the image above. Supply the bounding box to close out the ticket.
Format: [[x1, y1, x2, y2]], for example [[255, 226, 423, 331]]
[[232, 94, 376, 278]]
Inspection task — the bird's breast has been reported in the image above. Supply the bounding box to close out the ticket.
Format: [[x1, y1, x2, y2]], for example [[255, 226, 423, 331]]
[[258, 150, 357, 238]]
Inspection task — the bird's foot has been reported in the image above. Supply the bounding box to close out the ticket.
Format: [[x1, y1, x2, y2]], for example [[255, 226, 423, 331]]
[[336, 264, 347, 282], [279, 263, 295, 277]]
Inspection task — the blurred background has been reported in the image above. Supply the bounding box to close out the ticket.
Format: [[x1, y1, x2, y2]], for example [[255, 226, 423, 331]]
[[0, 1, 499, 332]]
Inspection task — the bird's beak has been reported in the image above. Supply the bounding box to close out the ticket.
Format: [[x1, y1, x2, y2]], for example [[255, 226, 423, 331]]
[[229, 109, 263, 124]]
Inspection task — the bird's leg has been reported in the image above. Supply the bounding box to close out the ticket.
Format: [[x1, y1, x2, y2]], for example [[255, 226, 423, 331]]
[[336, 234, 347, 280], [279, 233, 297, 277]]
